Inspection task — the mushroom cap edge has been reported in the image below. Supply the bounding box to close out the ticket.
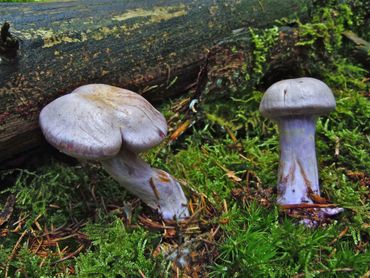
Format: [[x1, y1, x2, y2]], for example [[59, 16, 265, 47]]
[[259, 77, 336, 119], [39, 84, 168, 160]]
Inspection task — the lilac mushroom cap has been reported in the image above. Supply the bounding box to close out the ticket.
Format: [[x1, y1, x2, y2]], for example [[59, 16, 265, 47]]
[[39, 84, 189, 220], [259, 77, 336, 119], [39, 84, 167, 159]]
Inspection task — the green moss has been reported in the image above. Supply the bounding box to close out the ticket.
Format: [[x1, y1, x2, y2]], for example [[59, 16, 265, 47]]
[[248, 26, 279, 82], [75, 219, 165, 277]]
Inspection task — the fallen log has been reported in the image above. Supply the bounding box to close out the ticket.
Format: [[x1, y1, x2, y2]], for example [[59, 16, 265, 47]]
[[342, 31, 370, 69], [0, 0, 312, 164]]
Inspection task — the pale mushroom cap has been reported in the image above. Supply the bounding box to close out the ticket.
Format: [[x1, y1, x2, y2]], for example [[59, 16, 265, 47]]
[[39, 84, 167, 160], [259, 77, 336, 118]]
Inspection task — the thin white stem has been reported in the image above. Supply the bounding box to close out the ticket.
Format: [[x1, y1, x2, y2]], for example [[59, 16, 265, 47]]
[[101, 149, 189, 220]]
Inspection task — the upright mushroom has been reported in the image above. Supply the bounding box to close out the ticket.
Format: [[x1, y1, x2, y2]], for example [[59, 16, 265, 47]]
[[259, 77, 343, 218], [39, 84, 189, 220]]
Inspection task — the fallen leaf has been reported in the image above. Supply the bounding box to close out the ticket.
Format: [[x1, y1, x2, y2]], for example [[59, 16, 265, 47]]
[[226, 171, 241, 182]]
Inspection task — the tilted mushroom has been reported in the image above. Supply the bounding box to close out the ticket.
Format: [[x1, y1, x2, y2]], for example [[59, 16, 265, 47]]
[[39, 84, 189, 220], [259, 77, 343, 218]]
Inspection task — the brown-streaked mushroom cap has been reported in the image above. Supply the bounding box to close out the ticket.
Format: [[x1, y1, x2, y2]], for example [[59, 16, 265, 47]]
[[259, 77, 336, 119], [39, 84, 167, 160]]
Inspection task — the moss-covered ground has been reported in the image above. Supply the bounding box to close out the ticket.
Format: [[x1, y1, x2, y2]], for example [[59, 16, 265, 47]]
[[0, 1, 369, 277]]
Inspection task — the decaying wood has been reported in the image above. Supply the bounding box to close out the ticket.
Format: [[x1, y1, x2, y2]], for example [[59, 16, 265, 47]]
[[342, 31, 370, 69], [0, 0, 312, 163]]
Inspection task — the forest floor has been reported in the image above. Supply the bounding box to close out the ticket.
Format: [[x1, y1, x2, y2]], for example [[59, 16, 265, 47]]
[[0, 1, 369, 277]]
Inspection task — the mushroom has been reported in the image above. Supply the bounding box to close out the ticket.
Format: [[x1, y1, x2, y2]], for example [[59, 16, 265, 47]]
[[39, 84, 189, 220], [259, 77, 343, 218]]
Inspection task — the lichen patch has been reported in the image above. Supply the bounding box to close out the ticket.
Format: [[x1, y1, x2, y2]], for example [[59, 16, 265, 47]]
[[112, 4, 187, 23]]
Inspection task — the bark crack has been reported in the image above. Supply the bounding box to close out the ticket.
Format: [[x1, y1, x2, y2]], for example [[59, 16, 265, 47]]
[[0, 22, 19, 57]]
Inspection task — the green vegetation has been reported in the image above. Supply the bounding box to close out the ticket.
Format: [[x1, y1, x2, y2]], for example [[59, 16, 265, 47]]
[[75, 220, 167, 277], [1, 1, 369, 277]]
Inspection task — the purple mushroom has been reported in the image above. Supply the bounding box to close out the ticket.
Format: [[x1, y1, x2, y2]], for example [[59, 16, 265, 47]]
[[259, 77, 343, 218], [39, 84, 189, 220]]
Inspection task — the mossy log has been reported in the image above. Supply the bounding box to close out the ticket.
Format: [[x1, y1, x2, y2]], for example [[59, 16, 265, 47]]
[[0, 0, 312, 163], [342, 31, 370, 69]]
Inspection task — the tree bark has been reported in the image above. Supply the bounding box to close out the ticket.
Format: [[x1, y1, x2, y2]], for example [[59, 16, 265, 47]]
[[0, 0, 311, 163], [342, 31, 370, 69]]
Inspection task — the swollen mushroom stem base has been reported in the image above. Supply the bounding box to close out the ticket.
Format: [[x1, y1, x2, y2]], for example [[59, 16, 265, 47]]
[[277, 115, 319, 204], [276, 115, 343, 222], [101, 149, 189, 220]]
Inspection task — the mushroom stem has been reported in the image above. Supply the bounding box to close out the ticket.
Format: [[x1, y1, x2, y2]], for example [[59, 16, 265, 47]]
[[276, 115, 319, 204], [101, 149, 189, 220]]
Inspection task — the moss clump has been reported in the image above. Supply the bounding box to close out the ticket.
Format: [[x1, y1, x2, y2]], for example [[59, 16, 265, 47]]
[[75, 219, 165, 277]]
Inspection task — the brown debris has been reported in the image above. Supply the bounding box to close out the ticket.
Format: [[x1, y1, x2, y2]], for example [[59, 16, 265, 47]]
[[282, 208, 322, 223], [309, 192, 329, 204], [0, 194, 15, 226], [138, 215, 175, 230], [329, 226, 349, 246], [346, 170, 370, 188], [280, 203, 339, 209], [169, 119, 192, 142], [4, 230, 28, 278], [226, 170, 242, 182], [231, 169, 273, 208], [279, 203, 343, 225], [165, 51, 211, 145], [51, 244, 85, 265], [143, 187, 221, 276], [1, 210, 89, 276], [231, 186, 273, 208], [306, 186, 330, 204]]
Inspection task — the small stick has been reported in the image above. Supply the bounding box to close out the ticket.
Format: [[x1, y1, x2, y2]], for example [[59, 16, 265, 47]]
[[138, 269, 147, 278], [280, 203, 338, 209], [12, 213, 29, 229], [225, 126, 238, 143], [51, 244, 85, 265], [329, 226, 349, 246], [138, 216, 175, 229], [101, 196, 108, 214], [293, 267, 353, 278], [210, 225, 221, 239], [32, 239, 44, 255], [5, 229, 28, 278], [169, 120, 191, 142], [223, 199, 228, 213], [39, 257, 47, 268], [189, 199, 195, 215], [52, 233, 81, 242]]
